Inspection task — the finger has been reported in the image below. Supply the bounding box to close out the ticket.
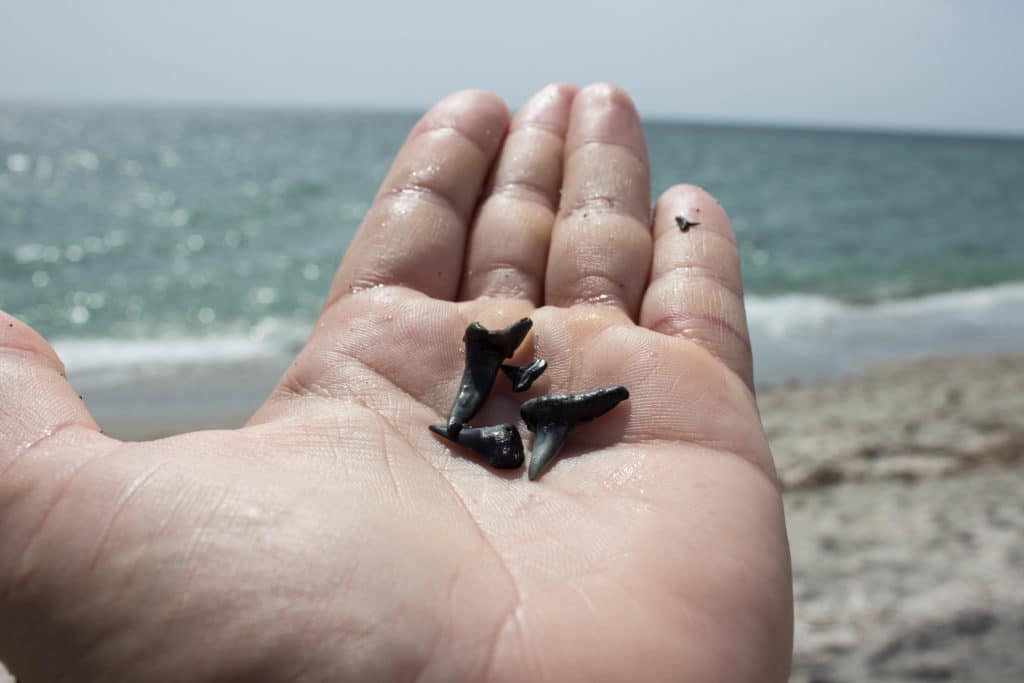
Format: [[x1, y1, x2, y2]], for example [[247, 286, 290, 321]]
[[460, 83, 577, 304], [325, 90, 509, 306], [639, 184, 754, 389], [0, 312, 114, 572], [544, 83, 652, 317]]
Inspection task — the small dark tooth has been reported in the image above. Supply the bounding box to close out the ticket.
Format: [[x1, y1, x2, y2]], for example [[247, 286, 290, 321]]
[[675, 214, 701, 232], [429, 423, 526, 469], [520, 385, 630, 480], [446, 318, 533, 435], [500, 358, 548, 392]]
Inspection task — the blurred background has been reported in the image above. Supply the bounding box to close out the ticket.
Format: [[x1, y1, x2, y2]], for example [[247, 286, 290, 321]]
[[1, 1, 1022, 681]]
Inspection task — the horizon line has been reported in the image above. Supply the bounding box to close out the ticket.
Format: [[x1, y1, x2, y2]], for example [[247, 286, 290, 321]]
[[2, 95, 1022, 143]]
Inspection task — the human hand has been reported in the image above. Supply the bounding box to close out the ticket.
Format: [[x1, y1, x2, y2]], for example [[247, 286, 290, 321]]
[[0, 83, 792, 682]]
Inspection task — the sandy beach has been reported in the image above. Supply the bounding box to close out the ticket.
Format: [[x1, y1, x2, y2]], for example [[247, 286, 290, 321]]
[[769, 354, 1024, 681], [2, 352, 1022, 682]]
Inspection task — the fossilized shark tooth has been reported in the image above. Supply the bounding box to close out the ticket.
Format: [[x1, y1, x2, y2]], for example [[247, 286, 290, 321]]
[[445, 318, 533, 436], [500, 358, 548, 392], [429, 423, 525, 469], [520, 385, 630, 480]]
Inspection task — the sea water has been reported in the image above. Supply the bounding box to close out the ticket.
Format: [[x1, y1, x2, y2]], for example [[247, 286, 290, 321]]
[[1, 105, 1022, 388]]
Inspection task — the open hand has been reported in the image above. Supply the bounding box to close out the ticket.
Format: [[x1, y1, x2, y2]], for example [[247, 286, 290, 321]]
[[0, 83, 791, 682]]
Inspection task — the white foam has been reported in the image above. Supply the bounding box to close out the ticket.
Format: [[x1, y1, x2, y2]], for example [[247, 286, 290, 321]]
[[47, 282, 1024, 388], [748, 281, 1024, 331], [746, 282, 1024, 384], [53, 335, 285, 375]]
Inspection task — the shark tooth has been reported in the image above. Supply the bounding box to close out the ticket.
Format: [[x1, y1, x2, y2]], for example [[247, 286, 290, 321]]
[[520, 385, 630, 480], [500, 358, 548, 392], [429, 423, 525, 469], [445, 318, 532, 437]]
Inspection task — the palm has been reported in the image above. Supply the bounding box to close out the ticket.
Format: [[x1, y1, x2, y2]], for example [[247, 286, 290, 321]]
[[0, 85, 791, 682]]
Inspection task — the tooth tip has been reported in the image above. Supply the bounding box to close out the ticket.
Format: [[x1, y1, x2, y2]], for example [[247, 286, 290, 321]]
[[445, 419, 463, 437], [528, 453, 552, 481]]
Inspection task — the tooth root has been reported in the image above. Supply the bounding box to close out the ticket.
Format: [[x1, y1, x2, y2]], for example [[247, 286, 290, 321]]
[[430, 424, 525, 470], [528, 423, 571, 481]]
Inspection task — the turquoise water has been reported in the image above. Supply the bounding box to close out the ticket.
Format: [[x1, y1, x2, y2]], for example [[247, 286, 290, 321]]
[[1, 105, 1023, 383]]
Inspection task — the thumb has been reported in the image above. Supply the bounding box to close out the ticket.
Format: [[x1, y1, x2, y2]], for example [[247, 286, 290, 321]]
[[0, 311, 115, 677]]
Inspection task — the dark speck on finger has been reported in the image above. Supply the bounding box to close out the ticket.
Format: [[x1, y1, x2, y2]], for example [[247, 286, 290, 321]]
[[675, 215, 700, 233]]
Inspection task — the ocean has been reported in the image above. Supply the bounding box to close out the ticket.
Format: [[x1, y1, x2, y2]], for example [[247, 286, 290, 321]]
[[1, 105, 1023, 405]]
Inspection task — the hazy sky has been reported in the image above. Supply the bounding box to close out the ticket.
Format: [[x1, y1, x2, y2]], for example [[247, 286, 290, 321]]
[[2, 0, 1022, 135]]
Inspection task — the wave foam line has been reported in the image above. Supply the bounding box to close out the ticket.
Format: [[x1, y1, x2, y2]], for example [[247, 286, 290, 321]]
[[46, 282, 1024, 380], [52, 335, 288, 375], [746, 281, 1024, 336]]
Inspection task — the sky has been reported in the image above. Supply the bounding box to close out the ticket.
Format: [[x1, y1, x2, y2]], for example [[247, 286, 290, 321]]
[[1, 0, 1022, 135]]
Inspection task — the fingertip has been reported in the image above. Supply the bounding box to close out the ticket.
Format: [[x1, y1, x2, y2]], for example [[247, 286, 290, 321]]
[[0, 310, 63, 371], [0, 310, 103, 461], [578, 82, 636, 109], [413, 89, 510, 154], [513, 83, 578, 133], [569, 82, 648, 166], [332, 89, 513, 303]]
